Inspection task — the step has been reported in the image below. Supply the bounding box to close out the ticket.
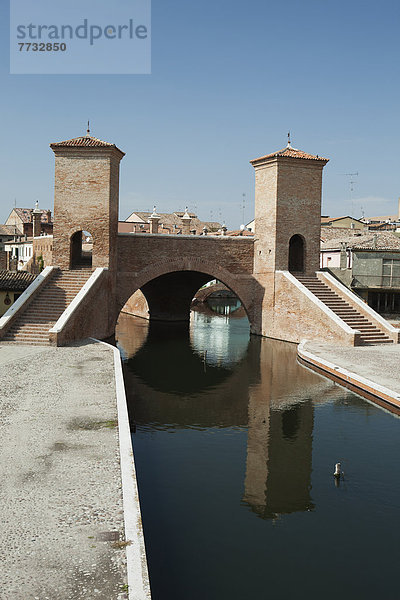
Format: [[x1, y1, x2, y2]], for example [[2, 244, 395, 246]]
[[323, 302, 351, 307], [4, 335, 50, 342], [1, 339, 49, 346], [20, 313, 63, 319], [316, 293, 344, 297], [362, 340, 393, 345], [25, 302, 68, 308], [359, 332, 389, 339], [40, 291, 81, 296], [7, 326, 53, 332], [341, 318, 370, 323]]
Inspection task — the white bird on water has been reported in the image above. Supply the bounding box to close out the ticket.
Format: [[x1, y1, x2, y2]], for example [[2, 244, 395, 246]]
[[334, 463, 344, 478]]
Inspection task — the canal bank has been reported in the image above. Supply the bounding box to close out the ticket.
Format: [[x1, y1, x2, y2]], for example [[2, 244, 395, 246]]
[[298, 341, 400, 414], [0, 340, 150, 600]]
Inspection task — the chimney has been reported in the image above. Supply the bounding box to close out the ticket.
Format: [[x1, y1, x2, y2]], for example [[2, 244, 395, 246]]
[[340, 242, 347, 269], [32, 202, 42, 238], [46, 210, 52, 223], [149, 207, 160, 234], [181, 207, 191, 235]]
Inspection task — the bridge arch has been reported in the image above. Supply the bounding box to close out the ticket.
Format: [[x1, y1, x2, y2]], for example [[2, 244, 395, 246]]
[[116, 257, 257, 328]]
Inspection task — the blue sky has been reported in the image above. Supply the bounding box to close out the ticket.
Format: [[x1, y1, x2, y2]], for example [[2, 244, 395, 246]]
[[1, 0, 399, 227]]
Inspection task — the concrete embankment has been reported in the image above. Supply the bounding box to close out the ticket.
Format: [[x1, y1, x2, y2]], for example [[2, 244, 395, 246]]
[[0, 340, 150, 600], [298, 341, 400, 415]]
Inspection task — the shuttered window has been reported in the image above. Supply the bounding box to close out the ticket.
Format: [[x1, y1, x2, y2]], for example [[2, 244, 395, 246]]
[[382, 259, 400, 287]]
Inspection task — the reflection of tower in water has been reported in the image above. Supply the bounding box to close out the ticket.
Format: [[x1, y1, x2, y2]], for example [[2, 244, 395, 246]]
[[117, 313, 336, 519], [243, 341, 319, 519]]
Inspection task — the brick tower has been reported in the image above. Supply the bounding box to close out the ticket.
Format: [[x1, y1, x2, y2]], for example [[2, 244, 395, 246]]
[[50, 132, 125, 271], [250, 140, 329, 277], [250, 141, 329, 336]]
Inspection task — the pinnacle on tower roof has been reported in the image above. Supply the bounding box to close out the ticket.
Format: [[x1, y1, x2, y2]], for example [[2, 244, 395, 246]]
[[182, 207, 191, 220], [250, 137, 328, 165], [150, 206, 160, 219]]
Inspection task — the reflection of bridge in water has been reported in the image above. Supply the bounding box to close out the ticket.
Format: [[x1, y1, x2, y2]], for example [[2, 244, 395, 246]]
[[117, 313, 342, 519]]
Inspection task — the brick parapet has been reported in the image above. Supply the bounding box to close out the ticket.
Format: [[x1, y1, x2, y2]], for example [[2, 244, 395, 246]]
[[117, 234, 254, 276]]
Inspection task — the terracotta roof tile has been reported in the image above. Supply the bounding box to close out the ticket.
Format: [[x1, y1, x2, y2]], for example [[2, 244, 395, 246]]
[[0, 270, 36, 291], [50, 135, 125, 155], [251, 145, 328, 164], [225, 230, 254, 237]]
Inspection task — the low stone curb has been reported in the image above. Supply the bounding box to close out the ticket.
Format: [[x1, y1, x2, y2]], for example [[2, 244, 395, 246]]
[[93, 339, 152, 600], [298, 340, 400, 415]]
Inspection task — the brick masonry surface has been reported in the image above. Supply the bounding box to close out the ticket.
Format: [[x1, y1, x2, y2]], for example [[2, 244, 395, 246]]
[[51, 148, 123, 271], [253, 157, 325, 276]]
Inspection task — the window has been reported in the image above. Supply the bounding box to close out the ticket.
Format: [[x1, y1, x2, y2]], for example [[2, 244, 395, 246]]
[[382, 259, 400, 287]]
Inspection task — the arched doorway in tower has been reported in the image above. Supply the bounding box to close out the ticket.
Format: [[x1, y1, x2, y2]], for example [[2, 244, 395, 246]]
[[70, 230, 93, 269], [288, 235, 305, 273]]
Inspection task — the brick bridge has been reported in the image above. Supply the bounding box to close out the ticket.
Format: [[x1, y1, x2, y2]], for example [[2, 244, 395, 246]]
[[1, 134, 399, 346]]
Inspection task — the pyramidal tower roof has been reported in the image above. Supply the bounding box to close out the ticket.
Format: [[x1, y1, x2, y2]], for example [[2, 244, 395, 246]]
[[50, 127, 125, 155], [250, 141, 328, 165]]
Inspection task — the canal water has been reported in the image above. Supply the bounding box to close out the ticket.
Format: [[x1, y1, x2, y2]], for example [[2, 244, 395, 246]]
[[116, 302, 400, 600]]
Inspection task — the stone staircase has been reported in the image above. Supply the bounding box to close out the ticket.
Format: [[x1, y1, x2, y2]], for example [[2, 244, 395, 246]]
[[2, 269, 92, 345], [297, 275, 393, 345]]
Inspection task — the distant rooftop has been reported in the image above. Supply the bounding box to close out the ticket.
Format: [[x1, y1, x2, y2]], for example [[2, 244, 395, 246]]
[[0, 224, 17, 236], [0, 270, 36, 291], [321, 215, 365, 226], [321, 227, 400, 251], [125, 211, 222, 231], [9, 208, 51, 224], [363, 214, 399, 223]]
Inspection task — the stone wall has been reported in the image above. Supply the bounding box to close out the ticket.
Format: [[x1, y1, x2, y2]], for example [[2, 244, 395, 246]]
[[260, 271, 357, 345], [33, 236, 53, 270]]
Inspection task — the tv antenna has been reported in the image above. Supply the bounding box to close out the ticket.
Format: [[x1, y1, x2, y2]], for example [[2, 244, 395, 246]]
[[341, 172, 359, 217], [241, 193, 246, 226]]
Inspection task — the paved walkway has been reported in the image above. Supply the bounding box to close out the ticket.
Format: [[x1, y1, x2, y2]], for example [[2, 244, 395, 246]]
[[0, 341, 128, 600], [300, 341, 400, 411]]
